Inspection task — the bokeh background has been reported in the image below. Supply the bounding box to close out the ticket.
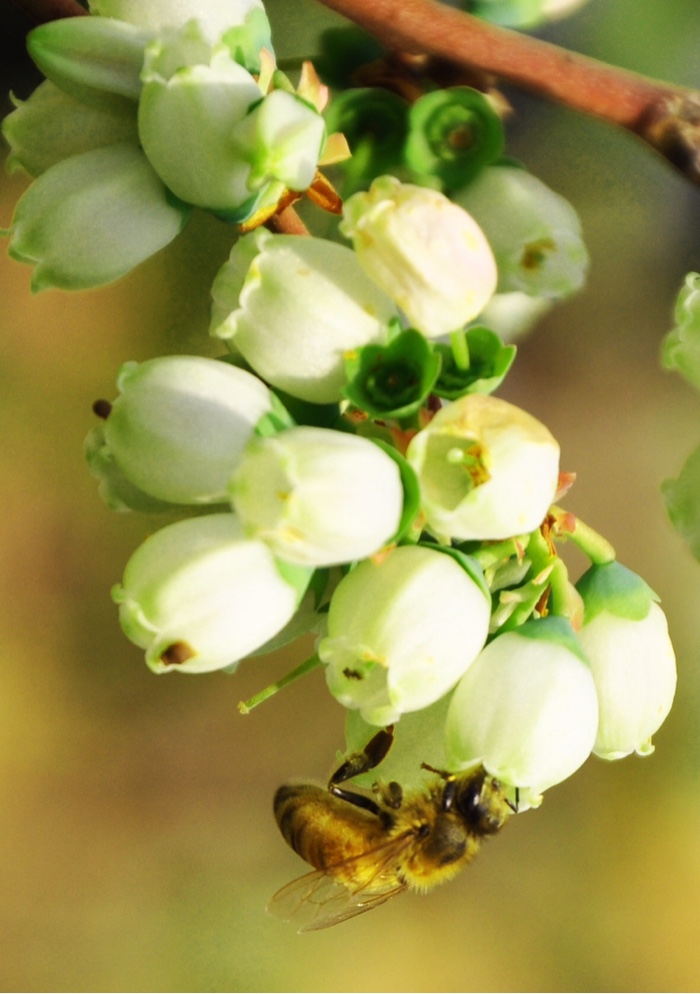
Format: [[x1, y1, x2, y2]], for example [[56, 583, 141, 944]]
[[2, 0, 700, 990]]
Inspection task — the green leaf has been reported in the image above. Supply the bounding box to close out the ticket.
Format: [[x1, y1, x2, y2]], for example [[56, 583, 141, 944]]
[[662, 442, 700, 561], [404, 87, 504, 190], [661, 272, 700, 391], [434, 326, 516, 399], [343, 328, 441, 419]]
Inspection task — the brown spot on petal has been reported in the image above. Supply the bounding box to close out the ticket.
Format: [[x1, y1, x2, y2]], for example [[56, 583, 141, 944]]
[[343, 668, 363, 681]]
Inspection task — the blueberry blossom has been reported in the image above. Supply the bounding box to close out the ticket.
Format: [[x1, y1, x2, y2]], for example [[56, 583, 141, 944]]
[[576, 561, 677, 759], [113, 512, 312, 674], [455, 165, 588, 300], [406, 393, 560, 541], [138, 22, 307, 219], [100, 355, 278, 504], [318, 545, 491, 726], [339, 175, 497, 338], [229, 427, 404, 566], [210, 229, 398, 402], [445, 616, 599, 808]]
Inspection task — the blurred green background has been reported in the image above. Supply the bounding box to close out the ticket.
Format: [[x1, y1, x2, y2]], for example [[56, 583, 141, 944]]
[[2, 0, 700, 990]]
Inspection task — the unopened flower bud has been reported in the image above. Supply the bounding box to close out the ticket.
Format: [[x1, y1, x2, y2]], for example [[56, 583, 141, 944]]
[[319, 545, 490, 725], [340, 175, 497, 338], [406, 393, 560, 541], [113, 512, 312, 674]]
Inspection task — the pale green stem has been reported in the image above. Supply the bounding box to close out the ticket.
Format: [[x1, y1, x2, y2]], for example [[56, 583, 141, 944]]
[[449, 330, 471, 371], [551, 505, 616, 565], [238, 653, 323, 714]]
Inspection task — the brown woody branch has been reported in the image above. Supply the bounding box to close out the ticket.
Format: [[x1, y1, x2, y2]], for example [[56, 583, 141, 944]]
[[317, 0, 700, 184], [10, 0, 87, 22]]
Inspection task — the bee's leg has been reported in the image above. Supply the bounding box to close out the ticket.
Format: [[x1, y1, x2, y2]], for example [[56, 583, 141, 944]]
[[327, 726, 395, 815]]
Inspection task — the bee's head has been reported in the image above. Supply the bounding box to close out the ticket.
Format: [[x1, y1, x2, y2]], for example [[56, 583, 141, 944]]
[[451, 768, 512, 835]]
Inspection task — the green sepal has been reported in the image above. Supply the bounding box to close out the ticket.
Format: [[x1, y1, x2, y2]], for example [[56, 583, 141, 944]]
[[417, 541, 490, 602], [404, 87, 504, 191], [661, 272, 700, 391], [342, 327, 441, 419], [576, 561, 658, 624], [434, 326, 516, 399], [662, 442, 700, 561], [515, 615, 588, 664], [323, 87, 409, 196], [314, 26, 386, 90], [369, 439, 422, 546]]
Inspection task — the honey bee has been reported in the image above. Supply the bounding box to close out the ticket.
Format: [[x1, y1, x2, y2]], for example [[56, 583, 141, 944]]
[[269, 726, 514, 931]]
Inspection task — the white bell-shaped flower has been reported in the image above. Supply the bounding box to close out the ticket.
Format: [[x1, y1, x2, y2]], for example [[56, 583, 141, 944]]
[[113, 512, 311, 674], [406, 393, 560, 541], [340, 175, 497, 338], [230, 427, 403, 566], [210, 229, 397, 403], [445, 617, 599, 808], [576, 562, 677, 759], [318, 545, 490, 726], [102, 355, 275, 504]]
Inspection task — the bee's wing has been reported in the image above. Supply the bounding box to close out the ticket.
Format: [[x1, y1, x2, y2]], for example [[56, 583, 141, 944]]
[[268, 834, 412, 932]]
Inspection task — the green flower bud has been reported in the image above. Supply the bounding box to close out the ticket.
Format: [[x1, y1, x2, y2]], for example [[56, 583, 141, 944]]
[[406, 394, 560, 541], [318, 545, 490, 725], [230, 426, 403, 566], [576, 562, 677, 759], [2, 80, 138, 178], [138, 24, 265, 215], [27, 18, 150, 104], [5, 142, 190, 291], [210, 229, 397, 403], [102, 355, 275, 504], [445, 617, 599, 806], [228, 88, 325, 194], [340, 175, 497, 338], [112, 512, 312, 674], [455, 164, 588, 300]]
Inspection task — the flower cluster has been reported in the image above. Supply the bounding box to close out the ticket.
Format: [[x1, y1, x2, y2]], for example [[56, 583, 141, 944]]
[[2, 0, 333, 290], [4, 0, 676, 814]]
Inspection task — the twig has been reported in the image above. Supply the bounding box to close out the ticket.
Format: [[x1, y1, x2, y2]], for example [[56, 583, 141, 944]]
[[10, 0, 87, 22], [316, 0, 700, 184]]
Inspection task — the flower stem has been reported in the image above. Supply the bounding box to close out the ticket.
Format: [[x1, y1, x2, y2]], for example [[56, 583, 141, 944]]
[[449, 330, 471, 371], [550, 505, 616, 565], [315, 0, 700, 184], [238, 653, 323, 714]]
